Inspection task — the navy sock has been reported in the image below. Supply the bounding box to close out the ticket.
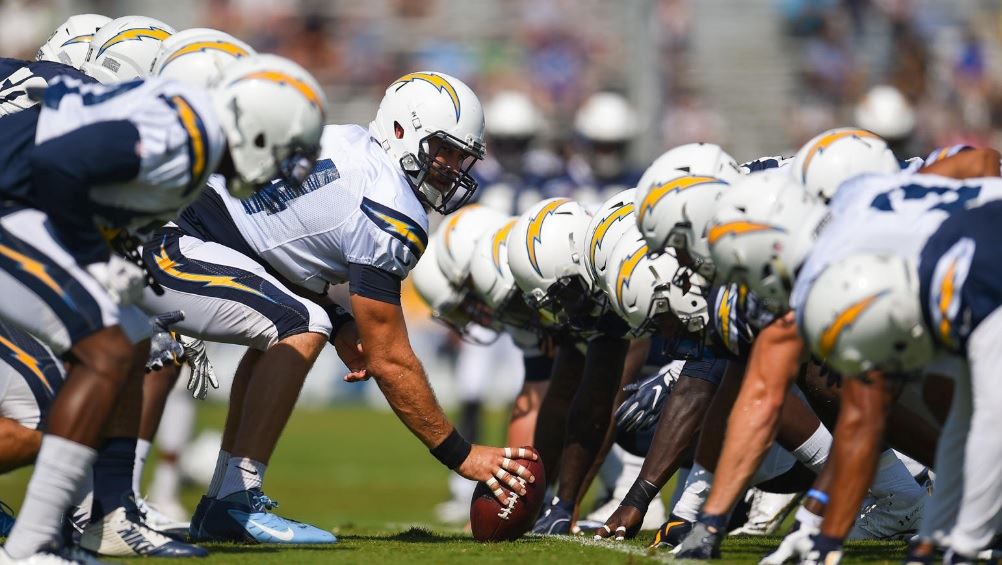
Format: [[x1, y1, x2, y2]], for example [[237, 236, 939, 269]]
[[91, 437, 138, 520], [554, 497, 574, 513]]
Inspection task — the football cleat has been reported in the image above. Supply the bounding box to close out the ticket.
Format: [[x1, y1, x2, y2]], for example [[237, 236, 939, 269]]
[[136, 497, 190, 540], [530, 498, 572, 536], [673, 521, 723, 559], [197, 489, 336, 544], [759, 520, 818, 565], [730, 490, 801, 536], [942, 549, 977, 565], [0, 500, 15, 537], [849, 492, 925, 540], [79, 506, 208, 557], [0, 544, 106, 564], [648, 514, 693, 549]]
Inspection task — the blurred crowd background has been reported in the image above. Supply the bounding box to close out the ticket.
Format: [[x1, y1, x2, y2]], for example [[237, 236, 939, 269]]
[[2, 0, 1002, 407]]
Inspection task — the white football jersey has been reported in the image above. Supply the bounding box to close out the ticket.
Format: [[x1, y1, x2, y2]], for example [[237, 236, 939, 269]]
[[35, 75, 223, 230], [791, 171, 1002, 318], [211, 124, 429, 294]]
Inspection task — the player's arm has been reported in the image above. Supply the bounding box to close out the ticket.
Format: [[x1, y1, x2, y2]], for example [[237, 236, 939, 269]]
[[534, 339, 586, 483], [551, 336, 630, 509], [29, 120, 142, 264], [0, 417, 42, 473], [700, 312, 803, 518], [507, 353, 551, 447], [349, 277, 535, 502], [918, 147, 1001, 179]]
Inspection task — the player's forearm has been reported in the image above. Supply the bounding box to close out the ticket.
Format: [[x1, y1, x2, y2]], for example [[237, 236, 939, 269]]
[[534, 343, 585, 484], [370, 358, 453, 448], [507, 381, 546, 446], [0, 418, 42, 472], [554, 337, 629, 502], [638, 376, 716, 487]]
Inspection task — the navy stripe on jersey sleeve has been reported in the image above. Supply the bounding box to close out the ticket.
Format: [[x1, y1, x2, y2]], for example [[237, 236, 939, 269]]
[[679, 357, 727, 386], [29, 120, 141, 264], [348, 263, 402, 305]]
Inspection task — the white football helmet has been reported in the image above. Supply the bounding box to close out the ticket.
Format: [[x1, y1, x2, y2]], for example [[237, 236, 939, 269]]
[[507, 198, 592, 315], [412, 238, 493, 338], [790, 127, 899, 201], [799, 253, 933, 375], [470, 219, 519, 311], [574, 92, 638, 142], [854, 85, 915, 141], [152, 28, 255, 88], [370, 72, 486, 214], [603, 228, 709, 338], [585, 188, 637, 295], [485, 90, 541, 139], [81, 15, 176, 83], [36, 14, 111, 69], [634, 143, 741, 279], [707, 169, 829, 312], [211, 54, 327, 198], [435, 204, 509, 286]]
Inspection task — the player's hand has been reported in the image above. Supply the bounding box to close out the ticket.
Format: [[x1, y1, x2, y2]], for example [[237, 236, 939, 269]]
[[615, 368, 674, 433], [145, 311, 185, 372], [332, 321, 367, 382], [759, 520, 817, 565], [593, 505, 643, 541], [86, 255, 145, 305], [180, 336, 218, 399], [457, 445, 537, 505]]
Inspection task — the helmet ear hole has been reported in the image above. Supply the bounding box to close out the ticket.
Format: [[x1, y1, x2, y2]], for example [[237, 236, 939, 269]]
[[394, 121, 405, 139], [254, 133, 266, 148]]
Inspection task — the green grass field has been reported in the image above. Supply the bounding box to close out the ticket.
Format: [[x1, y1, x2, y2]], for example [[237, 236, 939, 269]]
[[0, 405, 906, 563]]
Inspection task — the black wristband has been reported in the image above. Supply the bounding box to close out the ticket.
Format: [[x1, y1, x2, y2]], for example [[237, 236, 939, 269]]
[[621, 479, 660, 512], [430, 429, 472, 470]]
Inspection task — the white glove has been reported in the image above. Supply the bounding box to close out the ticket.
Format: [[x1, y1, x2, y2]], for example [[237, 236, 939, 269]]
[[145, 311, 185, 373], [759, 520, 818, 565], [180, 336, 218, 399], [85, 255, 145, 305]]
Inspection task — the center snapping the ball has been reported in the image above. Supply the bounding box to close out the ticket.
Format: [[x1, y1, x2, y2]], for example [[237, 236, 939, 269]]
[[469, 447, 546, 542]]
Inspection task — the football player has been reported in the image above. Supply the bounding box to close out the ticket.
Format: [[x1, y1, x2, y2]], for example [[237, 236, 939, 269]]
[[801, 199, 1002, 564], [136, 71, 537, 544], [687, 146, 1001, 562], [0, 37, 325, 560]]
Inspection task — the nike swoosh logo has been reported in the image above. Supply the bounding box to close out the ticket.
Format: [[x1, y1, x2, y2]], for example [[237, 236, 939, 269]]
[[246, 517, 294, 541], [238, 466, 259, 475], [651, 385, 663, 407]]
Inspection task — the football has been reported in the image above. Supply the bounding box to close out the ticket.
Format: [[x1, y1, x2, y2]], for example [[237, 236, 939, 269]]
[[469, 448, 546, 542]]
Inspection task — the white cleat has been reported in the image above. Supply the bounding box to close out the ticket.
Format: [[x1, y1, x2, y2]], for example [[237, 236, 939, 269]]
[[731, 489, 802, 537], [759, 523, 817, 565], [0, 546, 105, 565], [136, 498, 189, 539], [80, 507, 207, 557]]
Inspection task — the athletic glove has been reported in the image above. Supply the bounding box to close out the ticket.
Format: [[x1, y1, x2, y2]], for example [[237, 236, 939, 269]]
[[145, 311, 185, 373], [180, 336, 218, 399], [615, 365, 677, 433]]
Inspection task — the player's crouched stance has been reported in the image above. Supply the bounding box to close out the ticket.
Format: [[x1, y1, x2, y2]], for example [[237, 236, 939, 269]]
[[0, 48, 326, 561], [137, 71, 537, 545]]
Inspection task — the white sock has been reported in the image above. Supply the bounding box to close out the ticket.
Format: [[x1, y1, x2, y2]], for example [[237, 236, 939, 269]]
[[149, 461, 181, 504], [672, 463, 713, 522], [870, 449, 924, 500], [794, 505, 823, 530], [206, 449, 231, 499], [5, 436, 96, 559], [217, 457, 267, 499], [792, 424, 832, 474], [132, 438, 152, 498]]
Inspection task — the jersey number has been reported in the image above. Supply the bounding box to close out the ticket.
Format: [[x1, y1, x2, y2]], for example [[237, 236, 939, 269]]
[[870, 183, 982, 213]]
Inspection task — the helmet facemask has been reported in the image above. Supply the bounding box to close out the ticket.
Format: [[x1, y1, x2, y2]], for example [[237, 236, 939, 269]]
[[402, 130, 484, 214]]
